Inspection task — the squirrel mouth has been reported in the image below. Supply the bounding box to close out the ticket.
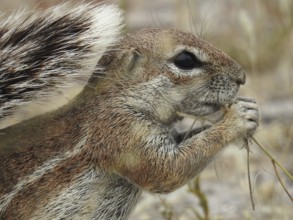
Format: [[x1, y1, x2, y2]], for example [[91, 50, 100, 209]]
[[202, 96, 235, 113], [175, 108, 223, 137], [199, 102, 222, 116], [176, 103, 221, 121], [204, 102, 221, 110]]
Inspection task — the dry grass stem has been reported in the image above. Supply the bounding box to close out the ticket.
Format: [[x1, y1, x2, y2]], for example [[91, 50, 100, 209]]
[[251, 137, 293, 182], [188, 177, 210, 220], [158, 196, 181, 220], [246, 147, 256, 210], [272, 160, 293, 202]]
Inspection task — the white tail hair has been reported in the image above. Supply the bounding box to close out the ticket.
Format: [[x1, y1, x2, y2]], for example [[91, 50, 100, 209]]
[[0, 3, 123, 119]]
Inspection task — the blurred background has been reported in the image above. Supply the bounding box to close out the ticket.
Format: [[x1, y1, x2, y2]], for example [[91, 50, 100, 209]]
[[1, 0, 292, 219]]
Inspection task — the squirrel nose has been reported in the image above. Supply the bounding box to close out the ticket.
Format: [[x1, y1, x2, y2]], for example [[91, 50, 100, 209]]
[[235, 70, 246, 85]]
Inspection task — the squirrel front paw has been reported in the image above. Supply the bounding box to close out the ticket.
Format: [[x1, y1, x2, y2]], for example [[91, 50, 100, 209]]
[[223, 97, 259, 138]]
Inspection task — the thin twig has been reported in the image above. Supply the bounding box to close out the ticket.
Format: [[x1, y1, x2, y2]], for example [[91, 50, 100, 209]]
[[272, 160, 293, 202], [183, 116, 197, 141], [176, 112, 215, 124], [252, 137, 293, 182], [246, 147, 256, 210]]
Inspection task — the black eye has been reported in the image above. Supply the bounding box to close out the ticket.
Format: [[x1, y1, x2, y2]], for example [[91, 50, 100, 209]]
[[173, 50, 203, 70]]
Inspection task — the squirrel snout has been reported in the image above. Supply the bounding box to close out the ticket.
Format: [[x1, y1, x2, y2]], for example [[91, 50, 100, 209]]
[[235, 70, 246, 85]]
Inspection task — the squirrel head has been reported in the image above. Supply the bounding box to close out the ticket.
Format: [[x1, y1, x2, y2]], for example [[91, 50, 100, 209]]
[[96, 28, 246, 123]]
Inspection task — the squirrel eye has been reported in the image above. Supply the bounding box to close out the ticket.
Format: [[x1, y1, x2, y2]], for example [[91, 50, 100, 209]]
[[173, 50, 203, 70]]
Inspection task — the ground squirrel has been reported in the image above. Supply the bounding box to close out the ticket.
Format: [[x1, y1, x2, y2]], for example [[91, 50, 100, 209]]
[[0, 3, 259, 220]]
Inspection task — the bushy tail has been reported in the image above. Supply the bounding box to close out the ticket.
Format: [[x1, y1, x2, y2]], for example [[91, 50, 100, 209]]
[[0, 3, 123, 119]]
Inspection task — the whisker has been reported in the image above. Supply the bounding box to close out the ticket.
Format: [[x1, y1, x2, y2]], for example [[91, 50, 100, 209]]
[[199, 0, 216, 39], [186, 0, 197, 34]]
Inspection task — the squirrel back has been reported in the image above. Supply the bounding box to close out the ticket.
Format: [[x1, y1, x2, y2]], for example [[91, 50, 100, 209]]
[[0, 3, 122, 120]]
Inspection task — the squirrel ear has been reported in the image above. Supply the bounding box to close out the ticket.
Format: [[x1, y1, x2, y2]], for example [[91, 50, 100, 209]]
[[127, 49, 141, 72], [114, 48, 141, 75], [98, 48, 141, 71]]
